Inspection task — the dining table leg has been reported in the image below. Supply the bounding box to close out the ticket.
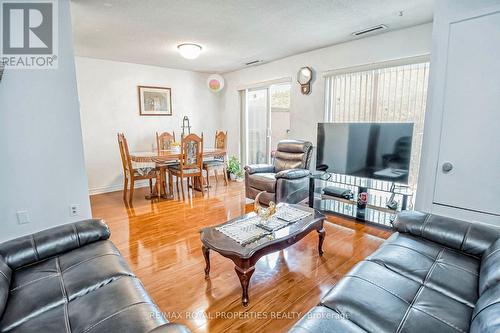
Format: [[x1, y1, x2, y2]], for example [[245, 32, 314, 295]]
[[158, 166, 173, 199], [145, 166, 173, 200], [145, 180, 159, 200]]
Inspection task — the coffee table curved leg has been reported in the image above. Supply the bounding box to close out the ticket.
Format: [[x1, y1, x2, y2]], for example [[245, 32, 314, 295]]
[[234, 265, 255, 307], [202, 245, 210, 278], [317, 228, 326, 256]]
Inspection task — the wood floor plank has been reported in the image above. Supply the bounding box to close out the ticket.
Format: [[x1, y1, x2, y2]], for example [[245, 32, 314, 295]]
[[90, 180, 391, 333]]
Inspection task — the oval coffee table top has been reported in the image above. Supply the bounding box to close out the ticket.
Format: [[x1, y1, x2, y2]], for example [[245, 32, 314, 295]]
[[200, 204, 325, 259]]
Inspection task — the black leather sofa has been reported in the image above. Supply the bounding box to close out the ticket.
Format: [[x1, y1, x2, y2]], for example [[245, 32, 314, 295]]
[[289, 211, 500, 333], [245, 139, 313, 205], [0, 219, 190, 333]]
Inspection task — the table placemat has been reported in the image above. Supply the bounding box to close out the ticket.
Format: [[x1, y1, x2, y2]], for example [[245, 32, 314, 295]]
[[274, 205, 312, 223], [215, 206, 313, 245], [215, 216, 270, 245]]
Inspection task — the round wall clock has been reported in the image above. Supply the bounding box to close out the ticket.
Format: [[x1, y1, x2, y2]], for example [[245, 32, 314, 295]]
[[207, 74, 225, 93], [297, 67, 313, 95]]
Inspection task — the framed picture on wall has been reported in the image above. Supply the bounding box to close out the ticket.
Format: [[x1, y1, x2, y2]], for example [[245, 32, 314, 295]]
[[138, 86, 172, 116]]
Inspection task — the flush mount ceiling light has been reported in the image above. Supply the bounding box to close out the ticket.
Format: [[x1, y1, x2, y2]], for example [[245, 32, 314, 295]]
[[177, 43, 202, 59]]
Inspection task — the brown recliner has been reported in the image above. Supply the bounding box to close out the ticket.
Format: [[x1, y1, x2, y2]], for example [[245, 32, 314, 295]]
[[244, 140, 313, 205]]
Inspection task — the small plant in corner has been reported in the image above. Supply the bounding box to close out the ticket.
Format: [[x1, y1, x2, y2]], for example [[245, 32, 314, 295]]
[[227, 156, 244, 181]]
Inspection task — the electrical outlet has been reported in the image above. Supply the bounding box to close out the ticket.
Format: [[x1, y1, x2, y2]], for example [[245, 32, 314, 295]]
[[69, 204, 80, 217], [16, 211, 31, 224]]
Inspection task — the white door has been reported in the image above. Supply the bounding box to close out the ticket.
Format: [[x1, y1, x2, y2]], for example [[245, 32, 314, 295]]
[[433, 10, 500, 216]]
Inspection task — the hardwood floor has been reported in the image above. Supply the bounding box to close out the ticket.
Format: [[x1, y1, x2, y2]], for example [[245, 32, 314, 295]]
[[90, 180, 392, 333]]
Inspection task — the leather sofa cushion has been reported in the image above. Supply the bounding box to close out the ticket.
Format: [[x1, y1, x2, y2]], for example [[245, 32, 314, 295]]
[[0, 240, 167, 332], [470, 283, 500, 333], [0, 219, 110, 270], [393, 211, 500, 257], [274, 151, 306, 172], [247, 173, 276, 193], [0, 255, 11, 318], [3, 278, 165, 333], [368, 233, 480, 307], [275, 169, 310, 180], [274, 140, 312, 172], [318, 232, 479, 332], [244, 164, 275, 175], [479, 238, 500, 295], [276, 140, 311, 154]]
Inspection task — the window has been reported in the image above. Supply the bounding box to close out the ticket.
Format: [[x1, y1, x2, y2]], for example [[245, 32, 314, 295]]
[[324, 59, 430, 190], [270, 83, 291, 110]]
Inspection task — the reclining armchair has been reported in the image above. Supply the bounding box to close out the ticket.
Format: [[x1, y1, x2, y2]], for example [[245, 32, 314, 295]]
[[244, 140, 313, 205]]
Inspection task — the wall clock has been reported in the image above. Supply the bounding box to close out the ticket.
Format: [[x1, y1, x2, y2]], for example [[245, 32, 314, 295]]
[[297, 67, 313, 95]]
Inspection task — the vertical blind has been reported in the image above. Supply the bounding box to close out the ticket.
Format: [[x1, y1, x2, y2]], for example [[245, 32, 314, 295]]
[[324, 61, 430, 190]]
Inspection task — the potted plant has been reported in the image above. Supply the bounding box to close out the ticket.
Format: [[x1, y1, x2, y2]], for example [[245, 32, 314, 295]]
[[227, 156, 244, 182]]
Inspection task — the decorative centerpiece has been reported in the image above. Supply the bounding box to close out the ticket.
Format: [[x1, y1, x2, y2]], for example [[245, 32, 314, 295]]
[[254, 192, 276, 222], [171, 141, 181, 152]]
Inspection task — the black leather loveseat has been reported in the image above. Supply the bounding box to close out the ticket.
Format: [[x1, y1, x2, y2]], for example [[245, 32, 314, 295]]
[[289, 211, 500, 333], [0, 219, 190, 333]]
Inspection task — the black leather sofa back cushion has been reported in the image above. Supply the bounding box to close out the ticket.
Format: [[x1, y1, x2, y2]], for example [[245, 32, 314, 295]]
[[479, 238, 500, 295], [0, 255, 11, 317], [0, 219, 110, 270], [393, 211, 500, 257]]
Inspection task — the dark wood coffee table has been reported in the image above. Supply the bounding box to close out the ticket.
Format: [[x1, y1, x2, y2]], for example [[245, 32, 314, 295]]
[[200, 204, 325, 306]]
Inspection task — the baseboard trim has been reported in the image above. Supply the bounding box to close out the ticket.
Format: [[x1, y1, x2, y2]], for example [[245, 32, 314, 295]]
[[89, 180, 149, 196]]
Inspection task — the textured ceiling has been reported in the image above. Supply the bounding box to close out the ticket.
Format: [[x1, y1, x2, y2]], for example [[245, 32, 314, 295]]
[[71, 0, 434, 73]]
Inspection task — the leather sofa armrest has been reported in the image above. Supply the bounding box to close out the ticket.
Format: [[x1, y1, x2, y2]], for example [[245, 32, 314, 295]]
[[0, 219, 110, 269], [275, 168, 310, 180], [244, 164, 275, 174], [393, 211, 500, 257], [148, 323, 192, 333]]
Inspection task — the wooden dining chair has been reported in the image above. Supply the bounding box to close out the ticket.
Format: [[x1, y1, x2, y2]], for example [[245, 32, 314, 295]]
[[168, 133, 204, 200], [156, 131, 178, 193], [156, 131, 176, 151], [203, 130, 228, 187], [117, 133, 157, 204]]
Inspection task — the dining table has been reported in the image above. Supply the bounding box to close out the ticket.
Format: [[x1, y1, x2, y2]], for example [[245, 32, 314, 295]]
[[129, 148, 227, 200]]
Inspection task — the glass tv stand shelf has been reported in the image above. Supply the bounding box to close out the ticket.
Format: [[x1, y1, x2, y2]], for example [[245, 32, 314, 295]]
[[308, 172, 414, 228]]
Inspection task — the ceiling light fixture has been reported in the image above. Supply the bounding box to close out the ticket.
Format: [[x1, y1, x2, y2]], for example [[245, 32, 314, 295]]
[[177, 43, 202, 59]]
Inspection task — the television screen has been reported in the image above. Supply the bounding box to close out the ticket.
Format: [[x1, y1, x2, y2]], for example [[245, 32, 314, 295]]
[[316, 123, 414, 183]]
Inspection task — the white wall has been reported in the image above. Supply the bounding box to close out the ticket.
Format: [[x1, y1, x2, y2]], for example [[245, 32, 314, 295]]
[[220, 23, 433, 160], [416, 0, 500, 225], [0, 0, 92, 242], [75, 57, 221, 194]]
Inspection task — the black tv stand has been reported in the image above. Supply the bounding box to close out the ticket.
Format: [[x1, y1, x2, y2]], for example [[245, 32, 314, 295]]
[[308, 172, 413, 228]]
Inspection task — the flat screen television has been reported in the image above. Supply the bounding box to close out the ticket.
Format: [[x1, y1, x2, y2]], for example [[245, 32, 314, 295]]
[[316, 123, 414, 183]]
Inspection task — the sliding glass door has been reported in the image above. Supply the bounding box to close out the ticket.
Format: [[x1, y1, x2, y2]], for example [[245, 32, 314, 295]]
[[242, 82, 291, 165], [245, 87, 269, 164]]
